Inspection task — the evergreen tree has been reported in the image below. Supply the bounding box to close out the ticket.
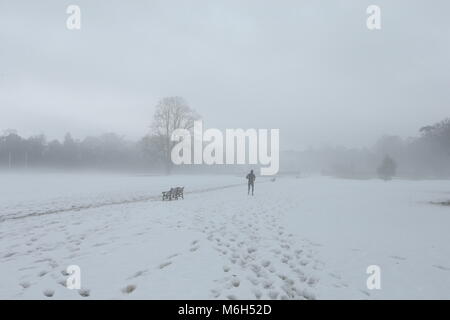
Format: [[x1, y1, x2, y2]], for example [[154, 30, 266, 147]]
[[377, 155, 397, 180]]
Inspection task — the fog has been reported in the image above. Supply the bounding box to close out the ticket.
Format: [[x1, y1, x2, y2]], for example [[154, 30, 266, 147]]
[[1, 0, 450, 176], [3, 2, 450, 302]]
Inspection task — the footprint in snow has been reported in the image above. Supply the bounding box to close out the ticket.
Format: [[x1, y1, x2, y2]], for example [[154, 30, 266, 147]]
[[329, 273, 341, 280], [389, 255, 407, 261], [268, 291, 279, 300], [247, 247, 257, 254], [57, 279, 67, 287], [38, 270, 48, 277], [43, 289, 55, 297], [231, 277, 240, 287], [158, 261, 172, 269], [299, 259, 309, 266], [360, 289, 370, 297], [261, 260, 271, 268], [129, 269, 148, 279], [307, 276, 319, 287], [432, 265, 450, 271], [122, 284, 136, 294], [3, 252, 16, 258], [253, 289, 263, 299], [78, 288, 90, 297], [211, 289, 221, 298], [166, 253, 179, 259]]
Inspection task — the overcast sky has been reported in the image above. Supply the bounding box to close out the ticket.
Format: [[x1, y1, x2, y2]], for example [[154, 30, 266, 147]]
[[0, 0, 449, 149]]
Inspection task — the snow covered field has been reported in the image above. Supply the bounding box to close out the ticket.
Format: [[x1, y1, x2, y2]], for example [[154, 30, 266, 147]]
[[0, 173, 449, 299]]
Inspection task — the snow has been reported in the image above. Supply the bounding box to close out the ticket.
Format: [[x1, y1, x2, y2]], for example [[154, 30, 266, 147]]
[[0, 173, 449, 299]]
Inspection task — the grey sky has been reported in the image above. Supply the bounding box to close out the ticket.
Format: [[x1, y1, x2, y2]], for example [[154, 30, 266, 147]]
[[0, 0, 449, 149]]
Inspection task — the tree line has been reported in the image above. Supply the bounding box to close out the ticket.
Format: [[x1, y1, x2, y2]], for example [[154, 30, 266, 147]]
[[0, 130, 150, 170], [1, 95, 450, 178], [0, 97, 198, 172], [282, 118, 450, 179]]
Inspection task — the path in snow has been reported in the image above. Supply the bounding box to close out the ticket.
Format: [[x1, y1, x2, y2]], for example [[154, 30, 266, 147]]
[[0, 178, 330, 299], [202, 197, 321, 300], [2, 175, 449, 299], [0, 182, 245, 222]]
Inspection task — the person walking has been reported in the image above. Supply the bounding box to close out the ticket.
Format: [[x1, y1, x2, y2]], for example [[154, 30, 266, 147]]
[[246, 170, 256, 195]]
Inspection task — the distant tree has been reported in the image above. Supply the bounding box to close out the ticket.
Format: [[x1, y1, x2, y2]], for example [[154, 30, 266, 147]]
[[377, 155, 397, 180], [419, 118, 450, 154], [0, 130, 155, 170], [410, 118, 450, 177], [140, 135, 165, 168], [26, 135, 46, 166], [62, 133, 79, 166], [150, 96, 199, 174], [46, 140, 63, 166], [0, 130, 25, 167]]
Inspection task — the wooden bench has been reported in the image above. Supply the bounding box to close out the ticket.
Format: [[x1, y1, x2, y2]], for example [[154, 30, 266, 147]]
[[174, 186, 184, 200], [162, 187, 184, 201]]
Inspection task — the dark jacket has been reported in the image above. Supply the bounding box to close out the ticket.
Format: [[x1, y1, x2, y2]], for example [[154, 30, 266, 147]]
[[246, 172, 256, 184]]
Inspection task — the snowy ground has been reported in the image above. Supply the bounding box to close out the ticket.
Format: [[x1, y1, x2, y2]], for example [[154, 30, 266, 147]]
[[0, 173, 449, 299]]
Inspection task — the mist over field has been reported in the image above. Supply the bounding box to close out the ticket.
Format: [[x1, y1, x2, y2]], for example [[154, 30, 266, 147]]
[[1, 0, 450, 300]]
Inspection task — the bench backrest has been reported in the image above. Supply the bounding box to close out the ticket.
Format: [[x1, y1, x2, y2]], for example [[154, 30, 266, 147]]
[[164, 187, 183, 194]]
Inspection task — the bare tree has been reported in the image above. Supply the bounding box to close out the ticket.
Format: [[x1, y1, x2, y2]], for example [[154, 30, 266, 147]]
[[150, 96, 199, 174]]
